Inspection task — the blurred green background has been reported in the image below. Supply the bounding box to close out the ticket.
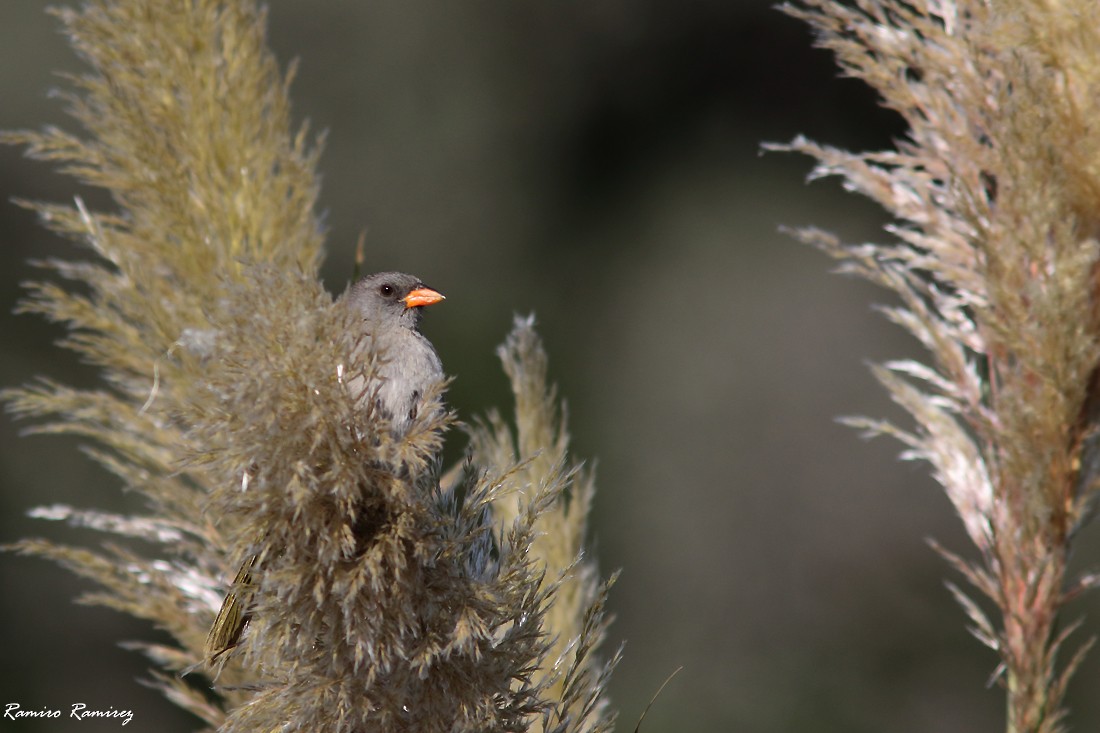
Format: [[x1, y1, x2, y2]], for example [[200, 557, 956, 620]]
[[3, 2, 1100, 732]]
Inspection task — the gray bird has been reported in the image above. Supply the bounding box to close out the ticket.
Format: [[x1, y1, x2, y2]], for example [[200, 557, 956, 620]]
[[343, 271, 445, 435], [199, 272, 446, 669]]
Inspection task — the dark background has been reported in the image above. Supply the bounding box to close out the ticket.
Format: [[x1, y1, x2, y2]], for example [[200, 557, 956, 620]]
[[3, 2, 1099, 732]]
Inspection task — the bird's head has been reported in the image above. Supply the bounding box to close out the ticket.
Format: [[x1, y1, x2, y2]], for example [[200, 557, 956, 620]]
[[347, 271, 445, 329]]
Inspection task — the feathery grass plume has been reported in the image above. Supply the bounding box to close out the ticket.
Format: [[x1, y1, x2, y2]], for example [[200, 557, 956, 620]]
[[4, 1, 618, 732], [769, 1, 1100, 731], [470, 315, 620, 733]]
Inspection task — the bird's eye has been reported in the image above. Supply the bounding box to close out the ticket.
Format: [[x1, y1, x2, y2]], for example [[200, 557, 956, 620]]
[[379, 284, 394, 297]]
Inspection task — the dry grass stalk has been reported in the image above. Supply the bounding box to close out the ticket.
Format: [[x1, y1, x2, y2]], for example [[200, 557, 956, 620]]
[[770, 2, 1100, 731]]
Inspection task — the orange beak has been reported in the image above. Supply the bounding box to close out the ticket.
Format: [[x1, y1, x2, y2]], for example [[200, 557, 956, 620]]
[[403, 286, 445, 308]]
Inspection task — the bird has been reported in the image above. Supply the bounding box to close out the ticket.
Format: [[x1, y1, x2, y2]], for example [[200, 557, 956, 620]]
[[343, 271, 446, 435], [198, 272, 445, 669]]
